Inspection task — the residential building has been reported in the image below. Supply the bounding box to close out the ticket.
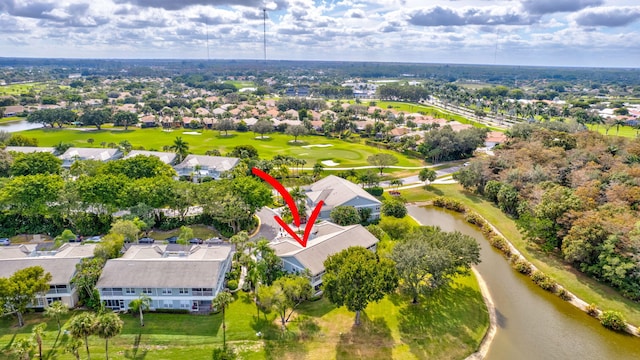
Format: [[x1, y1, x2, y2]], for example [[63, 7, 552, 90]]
[[96, 244, 233, 313], [0, 243, 97, 308], [304, 175, 382, 221], [270, 221, 378, 292], [59, 147, 122, 168], [124, 150, 178, 165], [173, 154, 240, 180], [5, 146, 56, 154]]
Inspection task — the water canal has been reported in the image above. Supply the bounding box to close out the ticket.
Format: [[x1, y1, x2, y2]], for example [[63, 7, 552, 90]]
[[407, 205, 640, 360]]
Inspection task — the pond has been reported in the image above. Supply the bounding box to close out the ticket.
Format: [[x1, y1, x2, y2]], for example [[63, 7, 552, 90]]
[[407, 205, 640, 360], [0, 119, 43, 132]]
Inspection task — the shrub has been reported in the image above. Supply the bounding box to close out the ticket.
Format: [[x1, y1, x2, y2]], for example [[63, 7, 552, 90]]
[[227, 280, 238, 291], [381, 199, 407, 218], [489, 236, 511, 256], [464, 212, 486, 227], [365, 186, 384, 196], [212, 345, 237, 360], [511, 257, 532, 275], [600, 311, 627, 331], [530, 270, 556, 292], [153, 308, 190, 314], [586, 303, 599, 317], [432, 197, 467, 213], [557, 288, 572, 301]]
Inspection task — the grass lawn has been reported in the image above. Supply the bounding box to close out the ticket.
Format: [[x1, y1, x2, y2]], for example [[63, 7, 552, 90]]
[[587, 124, 639, 139], [0, 116, 24, 124], [400, 183, 640, 325], [0, 82, 49, 96], [18, 128, 424, 169], [149, 224, 221, 241], [0, 282, 487, 360]]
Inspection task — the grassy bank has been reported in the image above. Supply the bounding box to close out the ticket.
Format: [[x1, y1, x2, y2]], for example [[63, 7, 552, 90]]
[[1, 280, 487, 359], [17, 128, 424, 170], [400, 184, 640, 325]]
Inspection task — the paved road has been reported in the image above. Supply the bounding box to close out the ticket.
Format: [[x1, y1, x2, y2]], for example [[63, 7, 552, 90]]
[[252, 207, 281, 241]]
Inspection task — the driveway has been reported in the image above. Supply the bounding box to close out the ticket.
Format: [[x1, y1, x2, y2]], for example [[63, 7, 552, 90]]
[[252, 207, 281, 241]]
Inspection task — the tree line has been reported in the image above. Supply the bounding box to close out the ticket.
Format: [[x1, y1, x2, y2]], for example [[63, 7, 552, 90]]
[[454, 123, 640, 300]]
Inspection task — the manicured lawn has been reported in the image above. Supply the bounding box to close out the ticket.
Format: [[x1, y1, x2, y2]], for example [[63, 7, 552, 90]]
[[149, 224, 221, 242], [587, 124, 639, 139], [0, 281, 487, 359], [400, 183, 640, 325], [18, 128, 424, 169]]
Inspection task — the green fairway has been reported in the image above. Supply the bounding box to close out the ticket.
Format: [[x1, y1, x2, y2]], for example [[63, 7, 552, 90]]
[[587, 124, 639, 139], [0, 275, 487, 360], [18, 127, 425, 168], [0, 82, 48, 96], [400, 183, 640, 326]]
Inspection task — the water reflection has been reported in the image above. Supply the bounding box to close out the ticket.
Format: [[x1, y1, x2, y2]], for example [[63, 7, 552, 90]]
[[407, 205, 640, 360]]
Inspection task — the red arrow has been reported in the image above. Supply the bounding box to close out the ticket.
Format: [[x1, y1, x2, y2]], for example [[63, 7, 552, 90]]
[[252, 167, 324, 248], [252, 167, 301, 226]]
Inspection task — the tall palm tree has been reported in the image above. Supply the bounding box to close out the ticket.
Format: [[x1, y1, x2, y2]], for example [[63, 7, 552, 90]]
[[95, 312, 124, 360], [212, 291, 234, 349], [68, 312, 97, 360], [129, 294, 151, 327], [31, 323, 46, 360], [170, 136, 189, 162], [44, 300, 68, 334]]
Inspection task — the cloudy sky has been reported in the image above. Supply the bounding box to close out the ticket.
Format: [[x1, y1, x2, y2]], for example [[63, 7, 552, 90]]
[[1, 0, 639, 67]]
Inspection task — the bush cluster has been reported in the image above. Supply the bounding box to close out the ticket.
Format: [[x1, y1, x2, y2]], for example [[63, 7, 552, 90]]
[[227, 280, 238, 291], [530, 270, 556, 292], [432, 197, 467, 212], [599, 311, 627, 331], [556, 288, 572, 301], [364, 186, 384, 196], [510, 255, 532, 275], [586, 303, 599, 317]]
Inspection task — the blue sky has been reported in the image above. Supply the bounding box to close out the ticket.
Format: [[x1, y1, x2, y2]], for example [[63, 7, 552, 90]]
[[1, 0, 639, 67]]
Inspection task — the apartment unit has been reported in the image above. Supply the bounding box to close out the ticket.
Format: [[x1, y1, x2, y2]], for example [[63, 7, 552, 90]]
[[96, 244, 233, 313], [270, 221, 378, 292], [0, 243, 97, 308]]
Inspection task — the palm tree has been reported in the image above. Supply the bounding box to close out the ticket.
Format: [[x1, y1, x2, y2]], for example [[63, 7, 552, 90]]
[[170, 136, 189, 162], [45, 301, 68, 334], [31, 323, 46, 360], [129, 294, 151, 327], [312, 162, 324, 179], [10, 337, 35, 360], [68, 312, 97, 360], [64, 337, 83, 360], [95, 312, 124, 360], [390, 179, 403, 191], [212, 291, 234, 349]]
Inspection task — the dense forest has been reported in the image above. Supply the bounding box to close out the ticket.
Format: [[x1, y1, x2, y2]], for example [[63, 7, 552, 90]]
[[455, 123, 640, 300]]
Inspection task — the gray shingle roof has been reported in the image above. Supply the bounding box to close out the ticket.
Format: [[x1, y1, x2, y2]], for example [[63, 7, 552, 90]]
[[174, 155, 240, 172], [305, 175, 381, 210], [270, 222, 379, 275], [0, 258, 82, 285], [60, 147, 121, 161], [123, 150, 177, 165]]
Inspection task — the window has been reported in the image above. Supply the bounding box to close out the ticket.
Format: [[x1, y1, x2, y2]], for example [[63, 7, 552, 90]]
[[180, 300, 190, 309], [142, 288, 153, 295], [163, 300, 173, 308], [125, 288, 135, 295], [47, 297, 62, 305], [101, 288, 123, 296], [178, 288, 189, 295], [161, 288, 172, 295]]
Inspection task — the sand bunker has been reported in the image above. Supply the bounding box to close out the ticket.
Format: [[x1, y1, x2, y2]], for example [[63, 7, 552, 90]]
[[301, 144, 333, 149], [183, 131, 202, 135], [321, 160, 340, 167]]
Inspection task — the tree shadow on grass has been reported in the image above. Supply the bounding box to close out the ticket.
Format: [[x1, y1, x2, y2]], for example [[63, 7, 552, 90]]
[[252, 316, 311, 360], [398, 284, 487, 360], [425, 185, 444, 196], [124, 332, 148, 360], [335, 312, 393, 360], [216, 134, 237, 139]]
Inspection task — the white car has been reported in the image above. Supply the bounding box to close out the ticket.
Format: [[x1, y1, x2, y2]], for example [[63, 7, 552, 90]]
[[0, 238, 10, 246]]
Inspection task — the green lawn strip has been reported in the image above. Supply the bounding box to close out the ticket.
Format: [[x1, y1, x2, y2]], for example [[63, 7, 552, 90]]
[[0, 279, 486, 359], [18, 128, 424, 169], [149, 224, 220, 241], [375, 101, 500, 130], [0, 116, 24, 124], [400, 184, 640, 325], [587, 124, 639, 139]]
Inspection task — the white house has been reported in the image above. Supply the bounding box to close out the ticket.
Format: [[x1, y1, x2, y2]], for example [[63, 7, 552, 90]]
[[304, 175, 382, 221], [124, 150, 178, 165], [270, 221, 378, 292], [173, 155, 240, 180], [0, 243, 97, 308], [59, 147, 122, 168], [96, 244, 233, 313]]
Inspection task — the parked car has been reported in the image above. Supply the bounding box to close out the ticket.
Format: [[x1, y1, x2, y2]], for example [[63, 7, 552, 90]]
[[188, 238, 203, 244], [86, 236, 102, 243], [0, 238, 10, 246], [165, 236, 178, 244], [138, 237, 155, 244], [205, 237, 222, 244]]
